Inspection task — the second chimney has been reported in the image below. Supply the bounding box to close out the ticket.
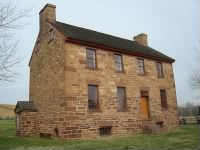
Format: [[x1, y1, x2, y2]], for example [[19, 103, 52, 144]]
[[133, 33, 148, 46], [39, 4, 56, 29]]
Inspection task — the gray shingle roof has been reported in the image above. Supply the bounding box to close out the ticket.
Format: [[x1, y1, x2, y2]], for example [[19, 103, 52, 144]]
[[15, 101, 37, 113], [52, 21, 175, 63]]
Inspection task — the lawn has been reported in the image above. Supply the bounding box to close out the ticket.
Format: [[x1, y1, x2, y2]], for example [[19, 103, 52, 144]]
[[0, 120, 199, 149]]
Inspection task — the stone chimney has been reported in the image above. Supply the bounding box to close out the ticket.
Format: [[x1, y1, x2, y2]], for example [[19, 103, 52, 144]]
[[133, 33, 148, 46], [39, 4, 56, 29]]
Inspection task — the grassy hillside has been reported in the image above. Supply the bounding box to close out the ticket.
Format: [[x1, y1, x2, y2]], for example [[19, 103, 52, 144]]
[[0, 104, 15, 119]]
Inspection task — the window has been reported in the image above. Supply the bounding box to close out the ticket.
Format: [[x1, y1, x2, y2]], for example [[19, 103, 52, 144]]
[[99, 127, 111, 136], [156, 62, 164, 78], [88, 85, 98, 109], [35, 40, 40, 53], [48, 28, 54, 43], [156, 121, 164, 128], [160, 90, 167, 109], [114, 54, 123, 71], [86, 49, 96, 69], [137, 58, 145, 75], [117, 87, 126, 110]]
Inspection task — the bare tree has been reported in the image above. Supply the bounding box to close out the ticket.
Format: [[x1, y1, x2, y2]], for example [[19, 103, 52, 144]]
[[190, 70, 200, 89], [190, 49, 200, 89], [178, 102, 199, 116], [0, 2, 28, 82]]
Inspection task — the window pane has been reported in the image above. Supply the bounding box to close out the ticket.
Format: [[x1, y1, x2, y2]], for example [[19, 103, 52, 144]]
[[138, 66, 144, 74], [87, 59, 96, 68], [160, 90, 167, 108], [137, 59, 144, 74], [87, 49, 95, 59], [116, 63, 122, 71], [137, 59, 143, 67], [88, 85, 98, 109], [117, 87, 126, 110], [157, 63, 161, 75], [114, 54, 123, 71], [157, 62, 163, 77], [86, 49, 96, 68], [99, 127, 111, 136], [114, 55, 122, 64]]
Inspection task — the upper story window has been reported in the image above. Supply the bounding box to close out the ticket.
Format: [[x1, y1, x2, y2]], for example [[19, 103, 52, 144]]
[[160, 89, 167, 109], [117, 87, 126, 111], [156, 62, 164, 78], [86, 48, 96, 69], [88, 85, 99, 109], [114, 54, 123, 72], [137, 58, 145, 75]]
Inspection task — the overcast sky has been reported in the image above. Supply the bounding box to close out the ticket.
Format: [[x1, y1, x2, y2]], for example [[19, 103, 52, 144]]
[[0, 0, 199, 106]]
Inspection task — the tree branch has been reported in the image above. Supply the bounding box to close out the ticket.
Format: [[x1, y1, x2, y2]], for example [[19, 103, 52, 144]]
[[0, 2, 28, 82]]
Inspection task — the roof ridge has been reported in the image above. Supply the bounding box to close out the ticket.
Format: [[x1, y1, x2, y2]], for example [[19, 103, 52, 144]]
[[56, 21, 137, 44]]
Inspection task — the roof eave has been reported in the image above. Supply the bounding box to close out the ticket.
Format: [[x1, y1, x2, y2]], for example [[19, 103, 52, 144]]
[[15, 101, 37, 113], [65, 37, 175, 63]]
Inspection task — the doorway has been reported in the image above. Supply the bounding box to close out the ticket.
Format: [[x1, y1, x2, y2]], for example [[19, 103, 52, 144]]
[[140, 96, 150, 120], [16, 114, 20, 135]]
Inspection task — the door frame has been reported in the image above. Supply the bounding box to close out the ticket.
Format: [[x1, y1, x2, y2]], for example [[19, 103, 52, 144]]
[[140, 90, 151, 119], [16, 113, 20, 135]]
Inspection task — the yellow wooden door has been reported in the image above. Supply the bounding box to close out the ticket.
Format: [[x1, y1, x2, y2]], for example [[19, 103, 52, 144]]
[[140, 96, 149, 119]]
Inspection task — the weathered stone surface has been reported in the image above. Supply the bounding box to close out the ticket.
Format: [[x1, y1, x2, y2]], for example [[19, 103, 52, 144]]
[[16, 112, 37, 136]]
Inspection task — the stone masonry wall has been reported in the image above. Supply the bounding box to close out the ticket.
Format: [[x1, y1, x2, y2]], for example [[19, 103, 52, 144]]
[[29, 33, 178, 138], [17, 112, 37, 136], [58, 42, 179, 138], [29, 22, 66, 136]]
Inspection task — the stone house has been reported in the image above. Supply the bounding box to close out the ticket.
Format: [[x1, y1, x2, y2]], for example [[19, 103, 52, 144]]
[[15, 3, 179, 138]]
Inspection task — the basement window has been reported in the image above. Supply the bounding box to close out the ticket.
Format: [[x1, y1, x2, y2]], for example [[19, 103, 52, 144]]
[[156, 121, 164, 128], [40, 133, 51, 138], [99, 127, 111, 136]]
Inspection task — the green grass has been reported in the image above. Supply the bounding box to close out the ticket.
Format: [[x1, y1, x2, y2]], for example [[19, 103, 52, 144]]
[[0, 120, 199, 149]]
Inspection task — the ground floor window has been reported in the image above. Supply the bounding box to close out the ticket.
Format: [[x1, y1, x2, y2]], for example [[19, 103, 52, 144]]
[[117, 87, 126, 110], [88, 85, 99, 109], [160, 89, 167, 109]]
